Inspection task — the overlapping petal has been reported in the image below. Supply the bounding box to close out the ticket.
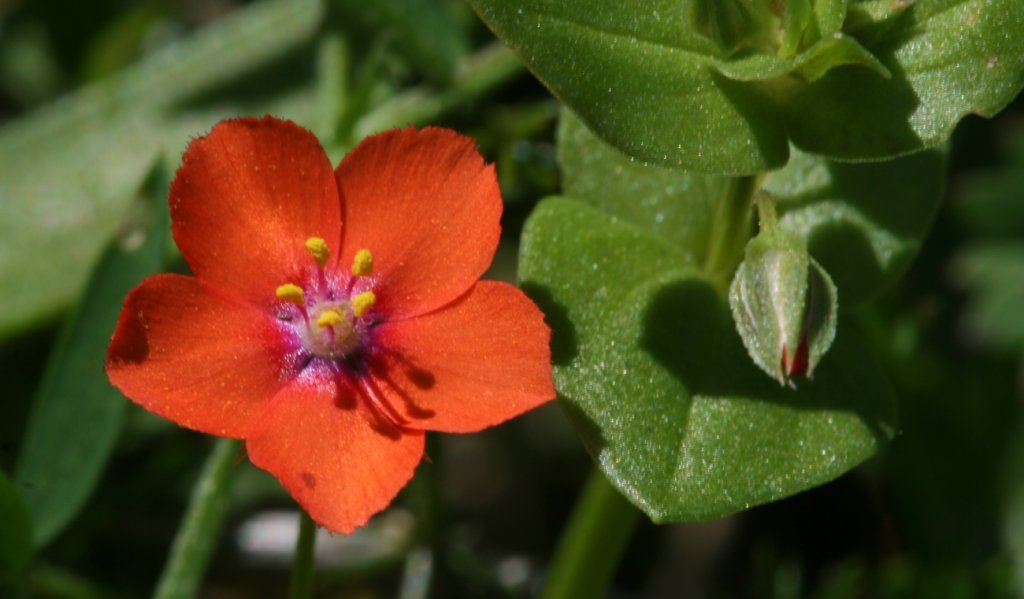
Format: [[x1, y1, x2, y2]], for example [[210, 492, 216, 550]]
[[170, 117, 342, 304], [109, 117, 555, 535], [335, 127, 502, 320], [368, 281, 555, 433], [246, 370, 425, 534], [106, 274, 296, 438]]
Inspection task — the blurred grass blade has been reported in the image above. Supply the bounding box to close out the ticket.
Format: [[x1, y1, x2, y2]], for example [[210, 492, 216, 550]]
[[0, 0, 324, 336], [0, 469, 32, 573], [331, 0, 468, 85], [14, 161, 172, 549]]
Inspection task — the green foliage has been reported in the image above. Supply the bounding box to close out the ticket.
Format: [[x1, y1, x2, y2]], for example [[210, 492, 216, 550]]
[[469, 0, 1024, 173], [560, 110, 947, 307], [955, 128, 1024, 352], [14, 163, 170, 548], [0, 0, 1020, 593], [557, 110, 724, 266], [0, 470, 31, 573], [330, 0, 469, 85], [0, 0, 325, 336], [535, 109, 949, 521], [956, 243, 1024, 351], [519, 198, 895, 521]]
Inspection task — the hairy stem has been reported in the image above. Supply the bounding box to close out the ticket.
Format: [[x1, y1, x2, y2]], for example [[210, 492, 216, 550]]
[[153, 438, 240, 599], [704, 174, 762, 293]]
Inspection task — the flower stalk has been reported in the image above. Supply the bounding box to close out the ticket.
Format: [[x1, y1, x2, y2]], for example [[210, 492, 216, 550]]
[[289, 510, 318, 599], [153, 438, 240, 599], [539, 469, 640, 599], [704, 174, 762, 293]]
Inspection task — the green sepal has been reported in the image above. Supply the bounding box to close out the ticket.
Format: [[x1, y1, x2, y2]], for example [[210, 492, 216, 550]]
[[729, 198, 839, 385]]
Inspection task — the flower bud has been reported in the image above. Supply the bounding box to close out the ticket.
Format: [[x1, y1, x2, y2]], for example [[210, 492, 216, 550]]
[[729, 196, 838, 386]]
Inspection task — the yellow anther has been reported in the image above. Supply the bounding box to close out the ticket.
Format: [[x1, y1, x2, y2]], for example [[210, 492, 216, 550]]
[[351, 249, 374, 277], [316, 308, 344, 329], [305, 237, 330, 266], [275, 283, 305, 306], [352, 291, 376, 317]]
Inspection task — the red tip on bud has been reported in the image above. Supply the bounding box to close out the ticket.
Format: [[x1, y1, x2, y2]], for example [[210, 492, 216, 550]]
[[782, 337, 810, 379]]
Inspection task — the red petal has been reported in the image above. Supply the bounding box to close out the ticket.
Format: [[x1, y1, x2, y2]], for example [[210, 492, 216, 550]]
[[336, 127, 501, 319], [170, 117, 341, 304], [369, 281, 555, 433], [106, 274, 295, 437], [246, 370, 425, 534]]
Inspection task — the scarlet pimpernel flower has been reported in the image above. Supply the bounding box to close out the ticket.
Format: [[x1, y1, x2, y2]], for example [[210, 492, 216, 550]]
[[106, 117, 555, 533]]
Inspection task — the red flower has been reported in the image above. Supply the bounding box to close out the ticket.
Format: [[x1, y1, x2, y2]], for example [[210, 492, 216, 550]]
[[106, 117, 555, 533]]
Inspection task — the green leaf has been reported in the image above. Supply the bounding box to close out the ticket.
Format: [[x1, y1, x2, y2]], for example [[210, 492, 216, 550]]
[[775, 0, 1024, 160], [14, 163, 171, 549], [718, 34, 890, 82], [813, 0, 848, 38], [0, 469, 31, 573], [0, 0, 325, 336], [519, 197, 896, 522], [469, 0, 788, 173], [766, 143, 947, 306], [765, 143, 946, 303], [558, 110, 947, 306], [469, 0, 1024, 173], [557, 109, 725, 265]]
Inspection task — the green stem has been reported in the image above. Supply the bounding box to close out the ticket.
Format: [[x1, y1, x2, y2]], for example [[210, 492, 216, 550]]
[[153, 438, 240, 599], [703, 174, 762, 293], [314, 31, 349, 143], [289, 510, 318, 599], [539, 469, 641, 599], [352, 43, 523, 140]]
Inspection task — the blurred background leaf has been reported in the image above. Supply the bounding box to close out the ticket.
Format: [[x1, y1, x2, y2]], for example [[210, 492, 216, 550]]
[[0, 469, 32, 574], [14, 160, 170, 549], [330, 0, 469, 86], [0, 0, 324, 336]]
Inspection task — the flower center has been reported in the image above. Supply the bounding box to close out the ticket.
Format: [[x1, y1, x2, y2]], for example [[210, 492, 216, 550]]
[[275, 237, 377, 360]]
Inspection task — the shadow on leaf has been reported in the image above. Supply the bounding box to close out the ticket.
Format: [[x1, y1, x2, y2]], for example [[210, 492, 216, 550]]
[[520, 281, 578, 367], [641, 276, 895, 446]]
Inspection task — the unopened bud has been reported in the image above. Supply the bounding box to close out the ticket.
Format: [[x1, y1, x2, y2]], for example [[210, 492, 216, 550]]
[[728, 195, 838, 386]]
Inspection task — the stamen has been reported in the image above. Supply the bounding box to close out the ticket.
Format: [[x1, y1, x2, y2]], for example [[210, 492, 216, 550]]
[[352, 291, 376, 318], [275, 283, 305, 307], [358, 376, 409, 429], [316, 308, 344, 329], [351, 249, 374, 277], [305, 237, 330, 267]]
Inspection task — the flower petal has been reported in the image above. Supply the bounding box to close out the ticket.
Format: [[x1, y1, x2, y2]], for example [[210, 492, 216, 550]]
[[369, 281, 555, 433], [246, 369, 425, 534], [106, 274, 296, 437], [170, 117, 341, 304], [336, 127, 502, 319]]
